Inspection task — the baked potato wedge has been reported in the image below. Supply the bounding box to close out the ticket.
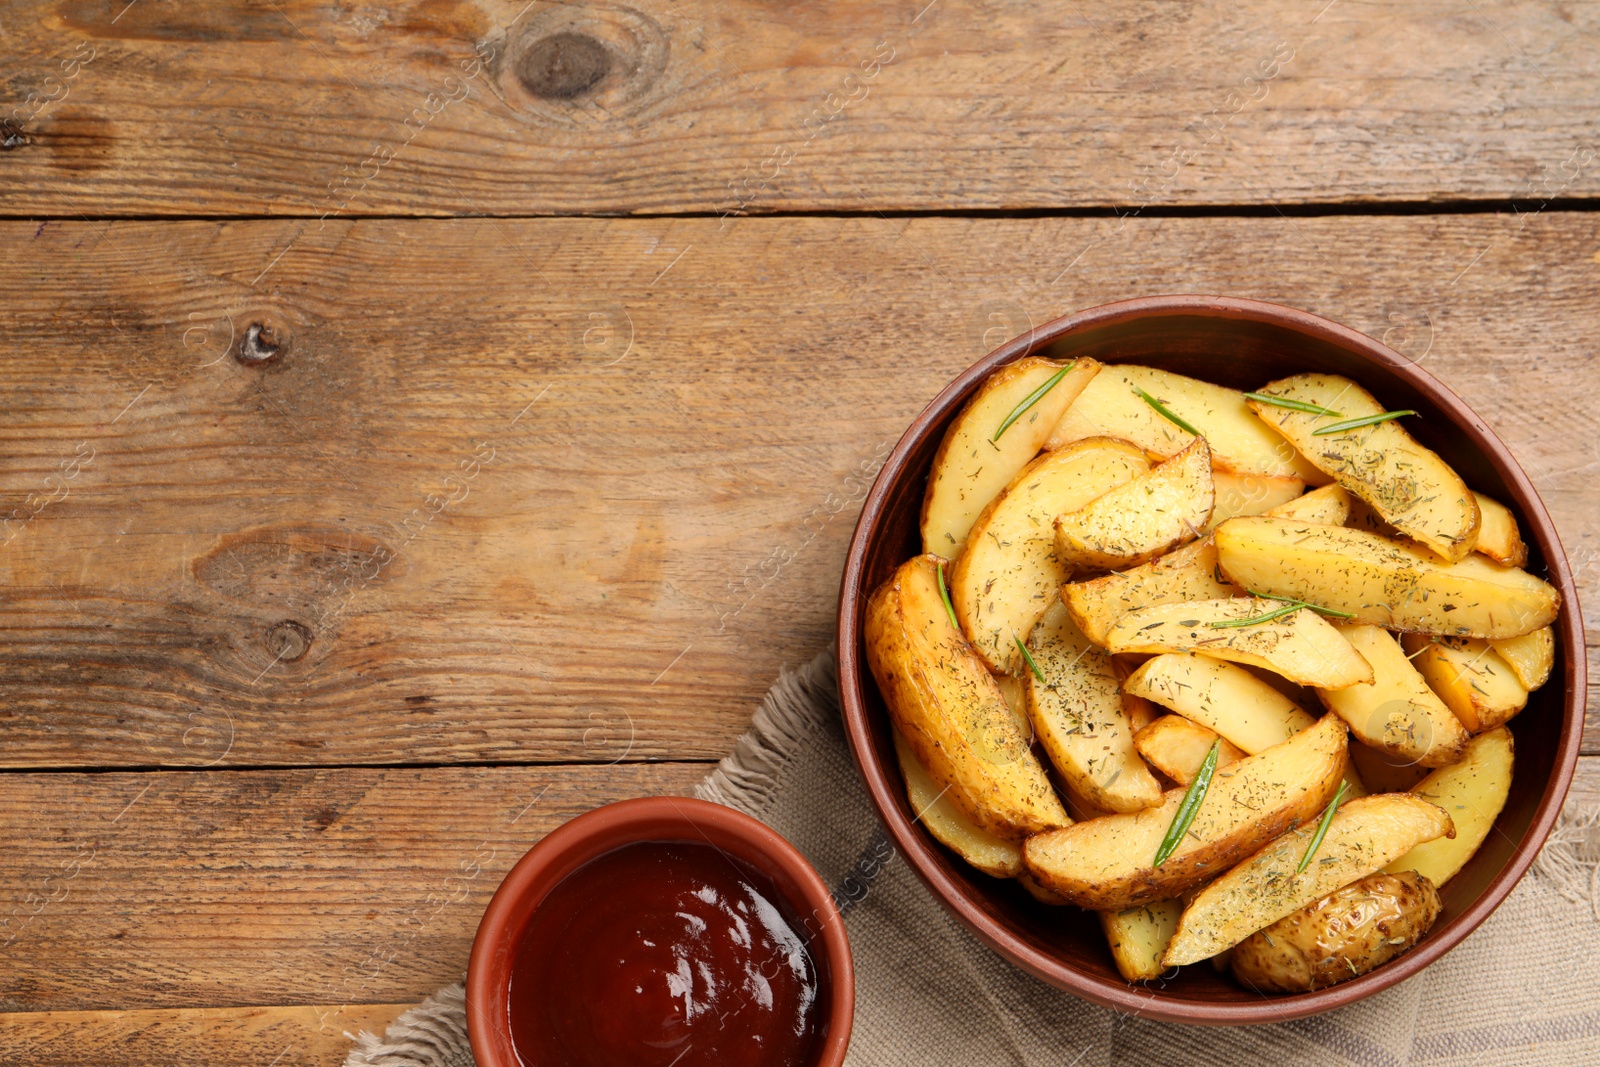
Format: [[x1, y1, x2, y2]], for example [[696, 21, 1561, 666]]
[[1263, 483, 1354, 526], [1209, 471, 1307, 527], [1214, 516, 1561, 639], [1348, 741, 1430, 794], [1401, 634, 1529, 733], [1017, 872, 1071, 905], [1124, 653, 1317, 754], [1055, 438, 1215, 571], [1026, 602, 1164, 813], [1386, 726, 1513, 886], [1103, 598, 1375, 690], [1472, 492, 1529, 568], [1047, 364, 1323, 480], [1229, 871, 1442, 992], [892, 728, 1023, 878], [1023, 715, 1350, 910], [952, 438, 1150, 673], [865, 555, 1070, 839], [1490, 625, 1554, 691], [1164, 793, 1454, 965], [1247, 374, 1480, 561], [1101, 900, 1184, 982], [1061, 538, 1238, 648], [921, 357, 1102, 555], [1315, 625, 1470, 768], [1133, 715, 1246, 785]]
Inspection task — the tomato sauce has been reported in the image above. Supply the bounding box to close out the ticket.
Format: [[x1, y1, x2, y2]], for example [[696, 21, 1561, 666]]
[[507, 840, 825, 1067]]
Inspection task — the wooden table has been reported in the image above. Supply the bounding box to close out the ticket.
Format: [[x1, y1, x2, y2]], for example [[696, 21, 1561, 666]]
[[2, 2, 1597, 1063]]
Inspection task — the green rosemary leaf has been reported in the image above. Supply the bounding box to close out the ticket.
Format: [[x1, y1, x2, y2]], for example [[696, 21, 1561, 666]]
[[936, 560, 961, 634], [1242, 391, 1344, 417], [1133, 387, 1202, 437], [1014, 634, 1046, 683], [1243, 589, 1357, 620], [1310, 410, 1417, 436], [1296, 781, 1350, 874], [1207, 602, 1305, 628], [1154, 740, 1220, 868], [993, 363, 1076, 442]]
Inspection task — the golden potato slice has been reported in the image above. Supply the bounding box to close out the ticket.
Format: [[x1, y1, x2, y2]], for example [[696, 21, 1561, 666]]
[[1061, 538, 1237, 647], [1490, 625, 1554, 691], [1472, 492, 1529, 568], [1263, 483, 1354, 526], [1208, 471, 1306, 528], [1124, 653, 1316, 753], [1386, 726, 1514, 886], [1023, 715, 1350, 910], [1164, 793, 1454, 965], [865, 555, 1070, 839], [892, 728, 1023, 878], [1103, 598, 1374, 690], [1247, 374, 1480, 561], [1214, 516, 1561, 640], [1315, 625, 1470, 768], [1349, 741, 1430, 793], [1126, 653, 1369, 798], [1017, 872, 1072, 905], [994, 673, 1033, 741], [1133, 715, 1246, 785], [1230, 871, 1442, 992], [1026, 602, 1163, 812], [1401, 634, 1529, 733], [1056, 438, 1215, 571], [1047, 364, 1323, 480], [1101, 900, 1183, 981], [953, 438, 1151, 673], [921, 357, 1103, 555]]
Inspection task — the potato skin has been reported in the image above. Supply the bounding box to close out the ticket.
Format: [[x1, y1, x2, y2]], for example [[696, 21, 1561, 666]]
[[1230, 871, 1441, 993]]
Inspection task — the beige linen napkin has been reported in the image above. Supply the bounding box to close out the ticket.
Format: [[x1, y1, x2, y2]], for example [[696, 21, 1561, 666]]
[[345, 650, 1600, 1067]]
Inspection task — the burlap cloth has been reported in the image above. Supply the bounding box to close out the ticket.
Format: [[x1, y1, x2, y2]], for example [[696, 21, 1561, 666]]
[[345, 649, 1600, 1067]]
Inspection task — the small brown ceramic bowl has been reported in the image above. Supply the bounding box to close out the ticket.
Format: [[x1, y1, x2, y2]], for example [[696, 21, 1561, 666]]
[[466, 795, 854, 1065], [837, 295, 1585, 1025]]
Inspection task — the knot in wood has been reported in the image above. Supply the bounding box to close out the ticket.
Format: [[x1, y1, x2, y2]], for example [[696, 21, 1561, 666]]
[[236, 322, 284, 365], [517, 31, 612, 100], [0, 119, 27, 150], [265, 619, 313, 663]]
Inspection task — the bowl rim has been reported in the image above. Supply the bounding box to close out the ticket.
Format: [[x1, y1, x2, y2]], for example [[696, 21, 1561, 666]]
[[465, 795, 855, 1064], [836, 294, 1586, 1025]]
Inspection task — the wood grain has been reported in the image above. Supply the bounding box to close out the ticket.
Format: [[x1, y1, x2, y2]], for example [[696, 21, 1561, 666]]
[[0, 1, 1597, 215], [0, 755, 1594, 1043], [0, 763, 706, 1015], [0, 213, 1596, 767], [0, 1003, 407, 1067]]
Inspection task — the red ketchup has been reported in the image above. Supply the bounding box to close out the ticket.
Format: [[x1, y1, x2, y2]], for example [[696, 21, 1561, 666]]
[[507, 840, 825, 1067]]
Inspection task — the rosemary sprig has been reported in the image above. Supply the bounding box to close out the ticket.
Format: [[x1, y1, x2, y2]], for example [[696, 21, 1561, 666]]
[[1311, 410, 1417, 436], [993, 362, 1076, 442], [1296, 781, 1350, 874], [936, 560, 961, 634], [1209, 593, 1356, 628], [1132, 387, 1202, 437], [1242, 391, 1344, 417], [1207, 602, 1304, 629], [1014, 634, 1046, 683], [1154, 739, 1219, 867]]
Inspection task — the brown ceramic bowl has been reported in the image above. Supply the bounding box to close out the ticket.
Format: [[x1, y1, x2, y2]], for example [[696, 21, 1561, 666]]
[[466, 796, 854, 1065], [837, 295, 1585, 1025]]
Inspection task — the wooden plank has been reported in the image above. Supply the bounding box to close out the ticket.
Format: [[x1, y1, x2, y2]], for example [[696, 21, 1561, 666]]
[[1, 753, 1595, 1052], [1, 1, 1598, 215], [0, 763, 706, 1015], [0, 1003, 407, 1067], [0, 213, 1595, 768]]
